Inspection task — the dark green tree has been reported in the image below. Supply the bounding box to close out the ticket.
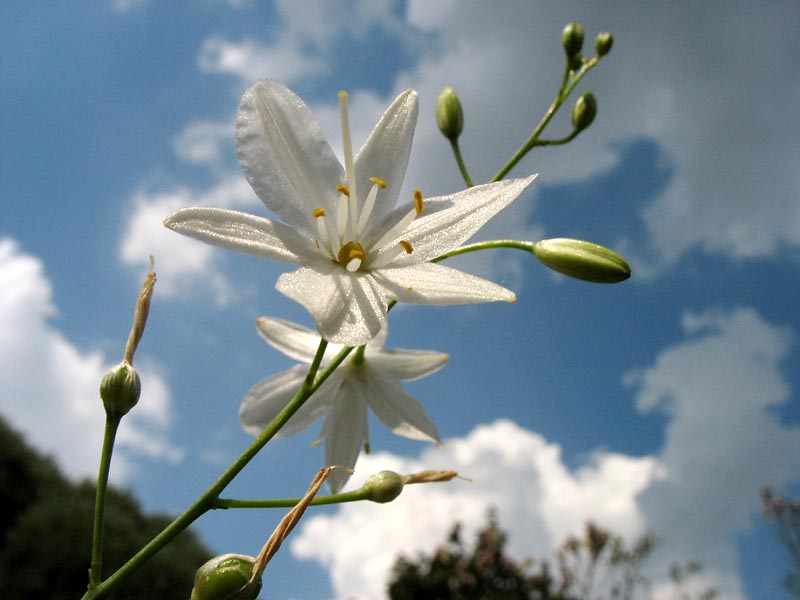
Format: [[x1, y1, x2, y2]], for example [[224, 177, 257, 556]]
[[388, 512, 717, 600], [0, 415, 212, 599], [763, 488, 800, 597]]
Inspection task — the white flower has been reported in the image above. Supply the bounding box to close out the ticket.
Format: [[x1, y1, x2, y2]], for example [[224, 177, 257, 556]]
[[165, 80, 537, 345], [239, 317, 448, 493]]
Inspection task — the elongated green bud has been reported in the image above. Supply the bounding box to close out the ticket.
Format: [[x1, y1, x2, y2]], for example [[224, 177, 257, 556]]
[[436, 87, 464, 141], [571, 91, 597, 131], [100, 361, 141, 419], [361, 470, 405, 503], [532, 238, 631, 283], [190, 554, 262, 600], [595, 31, 613, 56], [562, 22, 584, 58]]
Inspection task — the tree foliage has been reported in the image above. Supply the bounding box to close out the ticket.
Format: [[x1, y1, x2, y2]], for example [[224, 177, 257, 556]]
[[0, 415, 212, 599], [388, 510, 717, 600]]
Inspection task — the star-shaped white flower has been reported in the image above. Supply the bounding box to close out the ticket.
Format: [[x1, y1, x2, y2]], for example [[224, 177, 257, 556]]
[[165, 80, 537, 345], [239, 317, 448, 493]]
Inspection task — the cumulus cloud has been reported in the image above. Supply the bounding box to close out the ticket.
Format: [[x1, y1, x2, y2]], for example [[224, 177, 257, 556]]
[[399, 1, 800, 273], [292, 307, 799, 599], [119, 173, 258, 305], [0, 238, 182, 481]]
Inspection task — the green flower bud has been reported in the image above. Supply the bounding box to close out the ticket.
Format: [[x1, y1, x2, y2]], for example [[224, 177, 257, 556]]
[[362, 470, 404, 503], [532, 238, 631, 283], [571, 91, 597, 131], [436, 87, 464, 141], [562, 22, 584, 58], [191, 554, 262, 600], [595, 31, 613, 57], [100, 361, 141, 419]]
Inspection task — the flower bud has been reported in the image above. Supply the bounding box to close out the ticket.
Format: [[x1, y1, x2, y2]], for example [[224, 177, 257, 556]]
[[190, 554, 262, 600], [595, 31, 613, 57], [100, 361, 141, 419], [362, 470, 404, 503], [562, 22, 584, 58], [436, 87, 464, 141], [532, 238, 631, 283], [571, 91, 597, 131]]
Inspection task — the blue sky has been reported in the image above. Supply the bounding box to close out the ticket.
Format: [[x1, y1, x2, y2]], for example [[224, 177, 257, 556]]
[[2, 1, 799, 598]]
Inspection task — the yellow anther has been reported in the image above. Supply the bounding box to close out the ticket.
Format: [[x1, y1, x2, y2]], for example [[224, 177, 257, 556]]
[[398, 240, 414, 254], [336, 184, 350, 196], [414, 189, 424, 214], [313, 207, 326, 218], [370, 176, 387, 189]]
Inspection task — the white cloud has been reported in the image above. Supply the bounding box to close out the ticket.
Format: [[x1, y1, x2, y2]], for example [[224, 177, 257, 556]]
[[0, 238, 182, 481], [171, 120, 233, 167], [119, 173, 258, 305], [292, 306, 799, 599]]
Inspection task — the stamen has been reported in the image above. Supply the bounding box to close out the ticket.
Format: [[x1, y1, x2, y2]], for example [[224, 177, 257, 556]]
[[336, 184, 350, 196], [338, 91, 358, 240], [398, 240, 414, 254], [369, 203, 419, 252], [313, 209, 335, 258], [370, 177, 387, 188], [337, 193, 349, 240], [356, 178, 382, 236], [414, 189, 425, 214]]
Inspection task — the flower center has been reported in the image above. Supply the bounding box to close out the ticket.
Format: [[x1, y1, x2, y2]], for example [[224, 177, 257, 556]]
[[310, 91, 424, 273]]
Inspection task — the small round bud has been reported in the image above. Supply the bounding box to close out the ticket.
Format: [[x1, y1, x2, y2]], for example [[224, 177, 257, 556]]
[[571, 91, 597, 131], [562, 22, 584, 58], [191, 554, 262, 600], [436, 87, 464, 141], [362, 470, 404, 503], [532, 238, 631, 283], [100, 361, 141, 419], [595, 31, 613, 56]]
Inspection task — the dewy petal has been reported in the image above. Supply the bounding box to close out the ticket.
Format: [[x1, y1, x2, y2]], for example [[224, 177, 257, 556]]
[[257, 317, 342, 364], [164, 207, 321, 264], [368, 349, 449, 381], [361, 365, 440, 444], [371, 175, 538, 267], [353, 89, 418, 229], [238, 365, 338, 437], [323, 376, 369, 493], [235, 80, 344, 234], [276, 263, 391, 346], [372, 261, 516, 305]]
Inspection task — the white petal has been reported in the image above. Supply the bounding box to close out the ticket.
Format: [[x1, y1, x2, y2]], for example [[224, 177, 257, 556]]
[[256, 317, 349, 364], [373, 175, 538, 266], [164, 207, 320, 264], [238, 365, 338, 437], [235, 80, 343, 233], [368, 349, 449, 381], [354, 89, 418, 229], [373, 261, 516, 304], [361, 365, 440, 444], [276, 264, 391, 346], [323, 378, 369, 493]]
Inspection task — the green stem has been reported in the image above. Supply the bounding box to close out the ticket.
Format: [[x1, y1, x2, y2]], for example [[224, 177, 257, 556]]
[[214, 489, 367, 509], [491, 55, 600, 183], [432, 240, 535, 263], [81, 339, 353, 600], [449, 137, 474, 187], [88, 415, 122, 589]]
